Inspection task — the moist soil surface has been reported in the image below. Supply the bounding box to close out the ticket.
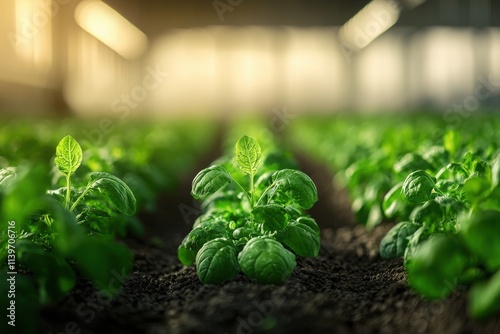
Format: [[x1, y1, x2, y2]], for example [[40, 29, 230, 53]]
[[40, 151, 500, 334]]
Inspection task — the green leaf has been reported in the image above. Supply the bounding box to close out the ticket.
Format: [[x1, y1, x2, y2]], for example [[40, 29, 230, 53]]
[[1, 165, 49, 226], [202, 190, 240, 212], [462, 151, 489, 178], [409, 200, 442, 225], [434, 196, 467, 218], [406, 234, 468, 299], [366, 204, 383, 229], [180, 219, 230, 257], [422, 146, 449, 168], [71, 238, 132, 291], [89, 172, 137, 215], [54, 135, 82, 177], [446, 162, 468, 178], [296, 216, 320, 235], [402, 170, 436, 204], [492, 154, 500, 189], [0, 167, 16, 190], [178, 245, 196, 266], [461, 210, 500, 271], [17, 240, 75, 304], [444, 130, 462, 159], [271, 169, 318, 209], [469, 270, 500, 319], [191, 165, 232, 200], [379, 221, 419, 259], [235, 135, 262, 176], [196, 238, 240, 284], [382, 182, 407, 218], [394, 153, 433, 174], [478, 187, 500, 211], [283, 220, 321, 257], [44, 198, 84, 254], [238, 237, 296, 284], [403, 226, 431, 266], [233, 227, 256, 240], [463, 177, 490, 205], [253, 204, 288, 232], [352, 197, 374, 226], [181, 228, 209, 255]]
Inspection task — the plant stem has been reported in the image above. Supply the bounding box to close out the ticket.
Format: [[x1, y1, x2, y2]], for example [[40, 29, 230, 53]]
[[255, 182, 276, 207], [65, 175, 71, 209], [249, 173, 255, 209], [434, 187, 446, 196], [232, 179, 251, 204], [69, 182, 93, 212], [249, 173, 255, 224]]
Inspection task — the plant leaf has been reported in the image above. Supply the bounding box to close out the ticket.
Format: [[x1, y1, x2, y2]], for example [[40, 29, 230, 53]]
[[271, 169, 318, 209], [463, 177, 490, 206], [236, 135, 262, 175], [382, 182, 407, 218], [1, 165, 49, 225], [379, 221, 419, 259], [444, 130, 462, 159], [283, 220, 320, 257], [89, 172, 137, 215], [461, 210, 500, 271], [253, 204, 288, 232], [238, 237, 296, 284], [422, 146, 449, 168], [71, 238, 132, 291], [179, 219, 230, 262], [43, 198, 84, 254], [394, 153, 433, 174], [402, 170, 436, 204], [17, 240, 75, 304], [469, 270, 500, 319], [191, 165, 232, 200], [296, 217, 320, 235], [492, 154, 500, 189], [409, 200, 442, 225], [54, 135, 82, 177], [178, 245, 196, 266], [406, 234, 468, 299], [0, 167, 16, 190], [196, 238, 239, 284]]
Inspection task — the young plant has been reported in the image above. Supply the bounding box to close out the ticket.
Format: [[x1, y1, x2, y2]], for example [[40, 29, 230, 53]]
[[0, 135, 137, 333], [178, 135, 320, 284]]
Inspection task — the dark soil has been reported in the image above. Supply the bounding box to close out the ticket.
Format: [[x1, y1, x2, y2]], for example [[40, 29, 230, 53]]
[[40, 149, 500, 334]]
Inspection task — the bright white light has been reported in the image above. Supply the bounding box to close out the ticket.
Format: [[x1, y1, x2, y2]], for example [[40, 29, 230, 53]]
[[75, 0, 148, 60], [339, 0, 401, 51]]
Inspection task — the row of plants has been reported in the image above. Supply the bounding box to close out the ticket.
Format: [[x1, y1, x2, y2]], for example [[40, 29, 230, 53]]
[[0, 119, 216, 333], [178, 133, 321, 284], [289, 113, 500, 319], [0, 119, 216, 213]]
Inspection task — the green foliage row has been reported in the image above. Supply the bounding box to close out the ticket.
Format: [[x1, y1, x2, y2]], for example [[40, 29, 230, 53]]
[[0, 118, 216, 212], [289, 113, 500, 319], [0, 119, 216, 333]]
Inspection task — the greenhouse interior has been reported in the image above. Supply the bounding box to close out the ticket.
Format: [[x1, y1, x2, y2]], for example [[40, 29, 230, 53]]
[[1, 0, 500, 333]]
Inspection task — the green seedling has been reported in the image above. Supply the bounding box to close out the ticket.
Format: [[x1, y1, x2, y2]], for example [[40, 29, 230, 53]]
[[178, 135, 320, 284], [0, 135, 137, 333]]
